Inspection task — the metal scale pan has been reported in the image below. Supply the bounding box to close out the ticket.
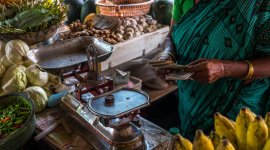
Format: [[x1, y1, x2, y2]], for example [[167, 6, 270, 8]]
[[87, 88, 150, 119], [26, 36, 114, 75]]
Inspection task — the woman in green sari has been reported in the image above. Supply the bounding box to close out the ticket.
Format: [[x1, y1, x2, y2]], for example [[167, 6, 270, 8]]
[[159, 0, 270, 139]]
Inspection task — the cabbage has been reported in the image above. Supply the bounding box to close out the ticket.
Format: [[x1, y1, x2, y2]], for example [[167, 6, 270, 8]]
[[1, 66, 27, 93], [0, 63, 6, 78], [1, 55, 12, 67], [26, 64, 49, 87], [5, 40, 30, 65], [24, 86, 48, 113]]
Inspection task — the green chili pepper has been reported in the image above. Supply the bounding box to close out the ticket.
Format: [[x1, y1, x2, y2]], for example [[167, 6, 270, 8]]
[[19, 111, 29, 115], [15, 120, 23, 125]]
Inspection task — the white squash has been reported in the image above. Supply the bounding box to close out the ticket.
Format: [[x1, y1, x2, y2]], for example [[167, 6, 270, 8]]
[[5, 40, 30, 65], [24, 86, 48, 113], [26, 64, 49, 87]]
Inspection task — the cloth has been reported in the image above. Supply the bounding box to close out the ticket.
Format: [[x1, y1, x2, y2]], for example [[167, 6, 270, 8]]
[[172, 0, 195, 22], [172, 0, 270, 140]]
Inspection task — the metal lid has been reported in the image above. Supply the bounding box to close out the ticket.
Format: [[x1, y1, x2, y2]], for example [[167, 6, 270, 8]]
[[87, 88, 150, 119]]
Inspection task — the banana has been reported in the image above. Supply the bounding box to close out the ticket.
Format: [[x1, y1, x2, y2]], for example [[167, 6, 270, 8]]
[[265, 112, 270, 136], [263, 138, 270, 150], [236, 107, 255, 150], [247, 116, 268, 150], [216, 139, 236, 150], [209, 130, 220, 149], [176, 134, 192, 150], [214, 112, 238, 149], [193, 130, 214, 150]]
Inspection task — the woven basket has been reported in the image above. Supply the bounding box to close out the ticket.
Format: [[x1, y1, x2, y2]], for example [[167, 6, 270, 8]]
[[0, 25, 58, 46], [0, 93, 36, 150], [96, 0, 154, 17]]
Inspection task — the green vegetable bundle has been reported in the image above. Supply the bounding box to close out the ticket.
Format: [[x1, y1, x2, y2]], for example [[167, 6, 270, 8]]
[[0, 0, 67, 33]]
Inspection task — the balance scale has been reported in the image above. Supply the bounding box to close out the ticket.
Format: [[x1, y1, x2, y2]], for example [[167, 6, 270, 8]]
[[27, 36, 172, 150]]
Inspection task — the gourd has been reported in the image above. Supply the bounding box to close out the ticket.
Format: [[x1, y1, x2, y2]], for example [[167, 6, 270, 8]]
[[24, 86, 48, 113], [5, 40, 30, 65]]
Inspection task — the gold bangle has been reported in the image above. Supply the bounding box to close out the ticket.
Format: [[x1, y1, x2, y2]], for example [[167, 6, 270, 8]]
[[243, 60, 254, 80]]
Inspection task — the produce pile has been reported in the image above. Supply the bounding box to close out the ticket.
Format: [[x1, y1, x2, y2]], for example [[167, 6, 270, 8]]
[[173, 108, 270, 150], [0, 96, 30, 139], [60, 14, 164, 44], [0, 0, 66, 34], [0, 40, 61, 113]]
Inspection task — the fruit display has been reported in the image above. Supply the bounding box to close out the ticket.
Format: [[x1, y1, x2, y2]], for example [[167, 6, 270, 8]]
[[59, 15, 164, 44], [172, 107, 270, 150], [0, 39, 61, 113]]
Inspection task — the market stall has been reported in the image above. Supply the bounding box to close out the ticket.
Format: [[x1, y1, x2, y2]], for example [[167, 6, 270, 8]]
[[2, 0, 270, 150], [0, 0, 177, 149]]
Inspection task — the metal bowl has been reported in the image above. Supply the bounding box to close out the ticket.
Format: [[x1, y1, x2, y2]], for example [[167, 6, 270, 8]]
[[27, 36, 115, 75], [0, 93, 35, 150]]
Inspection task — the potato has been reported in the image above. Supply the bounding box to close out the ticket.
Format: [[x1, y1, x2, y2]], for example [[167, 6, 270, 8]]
[[147, 19, 157, 25], [134, 31, 141, 37], [141, 21, 148, 27], [127, 18, 137, 26], [130, 25, 139, 32], [116, 29, 125, 35], [126, 28, 135, 34], [136, 25, 144, 32], [123, 20, 131, 27], [124, 32, 133, 40], [115, 33, 123, 39]]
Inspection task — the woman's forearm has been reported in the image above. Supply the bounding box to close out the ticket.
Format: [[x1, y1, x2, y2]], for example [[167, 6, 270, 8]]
[[160, 19, 177, 61], [223, 56, 270, 79]]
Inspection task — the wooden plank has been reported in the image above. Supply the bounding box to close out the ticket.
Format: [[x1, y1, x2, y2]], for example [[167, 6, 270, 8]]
[[100, 26, 169, 71], [142, 84, 178, 103]]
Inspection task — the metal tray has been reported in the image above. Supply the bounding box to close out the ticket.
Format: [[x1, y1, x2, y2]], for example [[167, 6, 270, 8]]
[[87, 88, 150, 119], [27, 36, 114, 75]]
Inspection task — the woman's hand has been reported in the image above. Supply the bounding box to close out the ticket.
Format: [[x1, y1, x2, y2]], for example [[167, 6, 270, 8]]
[[185, 59, 226, 83]]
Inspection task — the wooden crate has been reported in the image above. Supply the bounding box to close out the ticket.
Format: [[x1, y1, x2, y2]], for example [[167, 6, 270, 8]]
[[100, 26, 169, 71]]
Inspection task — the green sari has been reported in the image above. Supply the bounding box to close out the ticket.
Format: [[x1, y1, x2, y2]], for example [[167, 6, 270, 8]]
[[172, 0, 270, 139]]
